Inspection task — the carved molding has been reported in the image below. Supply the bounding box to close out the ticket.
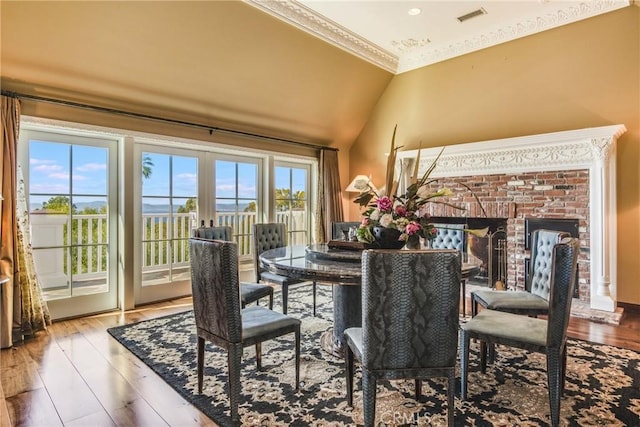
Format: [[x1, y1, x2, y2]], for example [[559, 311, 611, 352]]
[[398, 0, 630, 73], [243, 0, 397, 73], [397, 125, 627, 178], [244, 0, 630, 74]]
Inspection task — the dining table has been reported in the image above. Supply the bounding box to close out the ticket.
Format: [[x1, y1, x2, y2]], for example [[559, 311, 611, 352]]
[[258, 243, 480, 357]]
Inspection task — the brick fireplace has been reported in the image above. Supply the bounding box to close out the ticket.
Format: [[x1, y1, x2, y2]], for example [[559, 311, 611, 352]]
[[397, 125, 626, 313]]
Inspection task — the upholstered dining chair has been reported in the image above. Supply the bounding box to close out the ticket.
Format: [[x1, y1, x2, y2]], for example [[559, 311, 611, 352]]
[[253, 223, 317, 315], [429, 223, 469, 315], [189, 238, 301, 423], [331, 221, 361, 240], [344, 249, 462, 427], [193, 225, 273, 309], [460, 237, 579, 427], [470, 229, 571, 318]]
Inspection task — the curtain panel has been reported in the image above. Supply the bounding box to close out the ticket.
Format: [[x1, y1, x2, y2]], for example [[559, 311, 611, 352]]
[[315, 149, 343, 243], [1, 95, 50, 348]]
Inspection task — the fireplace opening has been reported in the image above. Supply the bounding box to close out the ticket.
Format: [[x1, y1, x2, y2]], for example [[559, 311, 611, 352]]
[[524, 217, 580, 298], [430, 217, 508, 287]]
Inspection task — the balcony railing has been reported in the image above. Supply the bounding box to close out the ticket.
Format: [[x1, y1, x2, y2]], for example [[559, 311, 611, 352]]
[[32, 210, 308, 290]]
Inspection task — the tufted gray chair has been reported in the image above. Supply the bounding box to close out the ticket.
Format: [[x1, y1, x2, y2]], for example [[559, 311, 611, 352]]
[[344, 249, 462, 426], [460, 237, 579, 427], [430, 223, 466, 252], [331, 221, 361, 240], [253, 223, 317, 315], [189, 238, 301, 423], [470, 229, 571, 317], [429, 223, 469, 315], [193, 225, 273, 309]]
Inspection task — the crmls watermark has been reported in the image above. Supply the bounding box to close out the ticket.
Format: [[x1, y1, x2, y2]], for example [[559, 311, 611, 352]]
[[379, 410, 439, 425]]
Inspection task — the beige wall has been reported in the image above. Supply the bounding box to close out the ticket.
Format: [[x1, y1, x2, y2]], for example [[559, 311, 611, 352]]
[[349, 6, 640, 305]]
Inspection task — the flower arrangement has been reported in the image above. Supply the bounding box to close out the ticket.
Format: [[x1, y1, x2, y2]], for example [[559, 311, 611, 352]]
[[354, 126, 487, 246]]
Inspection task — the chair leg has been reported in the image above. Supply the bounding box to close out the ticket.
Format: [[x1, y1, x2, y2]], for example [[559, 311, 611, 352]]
[[461, 279, 466, 316], [255, 342, 262, 370], [294, 326, 300, 392], [561, 346, 567, 396], [282, 284, 288, 314], [362, 370, 377, 427], [547, 349, 563, 427], [460, 331, 470, 400], [312, 281, 317, 317], [228, 345, 243, 423], [197, 336, 205, 393], [447, 369, 456, 427], [415, 379, 422, 400], [268, 291, 274, 310], [480, 341, 488, 373], [345, 344, 355, 407], [471, 295, 479, 317]]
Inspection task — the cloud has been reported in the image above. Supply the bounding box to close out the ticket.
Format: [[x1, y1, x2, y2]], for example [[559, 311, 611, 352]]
[[30, 158, 56, 165], [76, 163, 106, 172], [49, 172, 70, 180], [33, 164, 64, 173], [176, 173, 196, 181], [30, 183, 68, 193]]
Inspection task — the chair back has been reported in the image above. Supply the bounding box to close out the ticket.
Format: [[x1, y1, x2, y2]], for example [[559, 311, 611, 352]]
[[193, 225, 232, 241], [189, 238, 242, 344], [361, 249, 461, 370], [546, 237, 579, 349], [430, 223, 466, 252], [253, 223, 287, 280], [331, 221, 361, 240], [526, 229, 571, 298]]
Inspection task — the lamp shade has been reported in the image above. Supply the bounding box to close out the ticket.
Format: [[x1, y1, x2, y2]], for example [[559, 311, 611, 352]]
[[345, 175, 373, 193]]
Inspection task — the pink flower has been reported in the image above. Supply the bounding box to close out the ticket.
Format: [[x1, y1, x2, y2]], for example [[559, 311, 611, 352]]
[[360, 218, 370, 226], [406, 221, 422, 235], [376, 196, 393, 212], [394, 204, 407, 216]]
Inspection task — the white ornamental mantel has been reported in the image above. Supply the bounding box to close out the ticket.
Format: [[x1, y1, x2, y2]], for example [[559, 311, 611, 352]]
[[397, 125, 627, 313]]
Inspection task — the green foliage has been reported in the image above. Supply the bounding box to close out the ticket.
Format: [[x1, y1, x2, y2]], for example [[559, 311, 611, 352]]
[[275, 188, 305, 211]]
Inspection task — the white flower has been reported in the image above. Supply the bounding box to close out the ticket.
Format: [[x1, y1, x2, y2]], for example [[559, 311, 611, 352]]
[[416, 185, 431, 199], [379, 213, 394, 227], [369, 209, 381, 221]]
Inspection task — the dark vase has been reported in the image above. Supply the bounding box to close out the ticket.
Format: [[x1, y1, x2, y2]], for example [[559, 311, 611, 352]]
[[405, 234, 421, 250], [372, 226, 405, 249]]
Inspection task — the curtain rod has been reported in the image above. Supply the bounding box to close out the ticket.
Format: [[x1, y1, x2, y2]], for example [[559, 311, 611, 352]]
[[1, 90, 338, 152]]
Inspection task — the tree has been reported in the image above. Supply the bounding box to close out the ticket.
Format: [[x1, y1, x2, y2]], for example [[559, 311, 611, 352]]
[[142, 154, 154, 179], [41, 196, 76, 213], [177, 198, 197, 213]]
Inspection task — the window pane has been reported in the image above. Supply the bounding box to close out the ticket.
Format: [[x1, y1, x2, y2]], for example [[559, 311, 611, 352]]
[[72, 145, 107, 195], [30, 141, 70, 195], [172, 156, 198, 198], [215, 160, 236, 198], [142, 153, 169, 196], [237, 163, 257, 199]]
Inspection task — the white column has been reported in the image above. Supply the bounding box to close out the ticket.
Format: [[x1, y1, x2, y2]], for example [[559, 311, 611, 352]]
[[589, 136, 617, 312]]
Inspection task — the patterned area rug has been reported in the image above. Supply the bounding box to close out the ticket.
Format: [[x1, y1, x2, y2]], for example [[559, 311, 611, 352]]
[[108, 286, 639, 426]]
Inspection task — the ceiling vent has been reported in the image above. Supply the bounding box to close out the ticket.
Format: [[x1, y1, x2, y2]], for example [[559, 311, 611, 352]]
[[457, 8, 487, 23]]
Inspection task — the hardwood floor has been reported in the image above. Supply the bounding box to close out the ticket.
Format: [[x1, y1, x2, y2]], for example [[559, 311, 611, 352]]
[[1, 297, 639, 427]]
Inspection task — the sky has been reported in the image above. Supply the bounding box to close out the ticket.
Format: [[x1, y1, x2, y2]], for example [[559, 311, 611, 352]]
[[29, 141, 306, 209]]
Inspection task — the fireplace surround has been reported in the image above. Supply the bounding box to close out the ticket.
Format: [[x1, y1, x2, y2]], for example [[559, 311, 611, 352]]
[[397, 125, 626, 313]]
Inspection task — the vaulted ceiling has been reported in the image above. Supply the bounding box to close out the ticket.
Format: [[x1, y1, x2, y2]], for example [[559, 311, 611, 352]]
[[0, 1, 631, 153]]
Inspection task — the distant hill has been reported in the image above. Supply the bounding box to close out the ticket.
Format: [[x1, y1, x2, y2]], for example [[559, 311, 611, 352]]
[[30, 201, 249, 213]]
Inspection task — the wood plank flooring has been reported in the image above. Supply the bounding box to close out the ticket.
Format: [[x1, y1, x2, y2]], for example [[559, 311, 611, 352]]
[[1, 297, 639, 427]]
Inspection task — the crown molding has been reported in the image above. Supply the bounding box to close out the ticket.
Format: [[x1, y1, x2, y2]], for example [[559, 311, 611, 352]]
[[244, 0, 398, 73], [245, 0, 630, 74], [397, 0, 631, 73]]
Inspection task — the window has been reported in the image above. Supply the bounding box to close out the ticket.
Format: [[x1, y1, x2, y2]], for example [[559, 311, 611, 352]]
[[275, 163, 311, 245], [215, 158, 260, 258]]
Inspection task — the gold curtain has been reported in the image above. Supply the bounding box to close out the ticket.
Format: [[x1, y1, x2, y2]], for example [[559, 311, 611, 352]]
[[1, 95, 50, 348], [315, 149, 344, 243]]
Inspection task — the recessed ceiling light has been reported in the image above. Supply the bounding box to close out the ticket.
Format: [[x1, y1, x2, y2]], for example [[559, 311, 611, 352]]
[[408, 8, 421, 16]]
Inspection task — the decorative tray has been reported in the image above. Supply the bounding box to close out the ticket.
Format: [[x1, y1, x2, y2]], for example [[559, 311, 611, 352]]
[[327, 240, 374, 251]]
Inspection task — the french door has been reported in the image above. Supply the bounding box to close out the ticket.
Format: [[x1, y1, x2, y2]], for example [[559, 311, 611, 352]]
[[19, 129, 118, 319], [134, 145, 202, 304]]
